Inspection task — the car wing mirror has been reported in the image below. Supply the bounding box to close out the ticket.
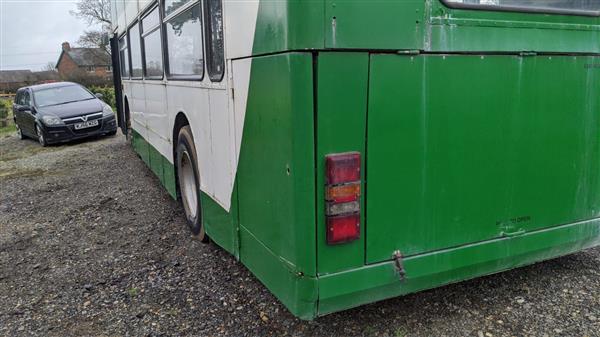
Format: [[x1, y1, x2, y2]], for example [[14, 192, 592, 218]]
[[95, 93, 104, 99], [17, 105, 31, 112]]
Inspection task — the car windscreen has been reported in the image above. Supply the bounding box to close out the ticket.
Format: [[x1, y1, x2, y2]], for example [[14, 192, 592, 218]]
[[33, 85, 95, 107]]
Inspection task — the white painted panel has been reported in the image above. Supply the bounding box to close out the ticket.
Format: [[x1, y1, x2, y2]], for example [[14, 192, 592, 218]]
[[125, 0, 139, 26], [144, 82, 171, 160], [123, 83, 143, 140], [231, 58, 252, 170], [208, 89, 233, 209], [138, 0, 153, 12], [166, 86, 214, 197], [129, 82, 147, 140], [117, 0, 127, 34], [224, 0, 259, 59]]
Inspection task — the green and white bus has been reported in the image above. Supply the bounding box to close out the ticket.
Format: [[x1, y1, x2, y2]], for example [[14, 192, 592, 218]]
[[110, 0, 600, 319]]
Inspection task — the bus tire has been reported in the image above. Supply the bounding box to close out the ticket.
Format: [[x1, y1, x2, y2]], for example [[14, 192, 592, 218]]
[[176, 125, 208, 243]]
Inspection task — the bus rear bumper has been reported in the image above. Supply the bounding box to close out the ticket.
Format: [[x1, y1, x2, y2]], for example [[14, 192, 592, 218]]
[[316, 218, 600, 317]]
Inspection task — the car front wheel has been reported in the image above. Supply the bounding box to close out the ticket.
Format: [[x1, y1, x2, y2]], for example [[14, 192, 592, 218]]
[[36, 124, 47, 147], [16, 124, 26, 140], [176, 125, 208, 242]]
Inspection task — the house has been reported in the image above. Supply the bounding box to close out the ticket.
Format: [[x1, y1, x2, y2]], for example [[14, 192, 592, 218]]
[[55, 42, 112, 79], [33, 70, 60, 84], [0, 70, 34, 93], [0, 70, 63, 93]]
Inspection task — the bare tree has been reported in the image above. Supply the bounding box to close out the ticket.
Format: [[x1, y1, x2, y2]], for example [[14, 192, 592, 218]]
[[77, 30, 111, 55], [70, 0, 112, 54], [70, 0, 112, 29], [42, 62, 57, 72]]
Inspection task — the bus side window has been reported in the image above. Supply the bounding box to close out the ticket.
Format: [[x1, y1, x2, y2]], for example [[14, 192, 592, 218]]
[[164, 3, 204, 80], [204, 0, 224, 82], [129, 22, 143, 79], [119, 36, 130, 79]]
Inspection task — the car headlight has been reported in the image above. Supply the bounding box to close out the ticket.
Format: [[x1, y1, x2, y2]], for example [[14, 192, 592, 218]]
[[41, 115, 63, 126], [102, 105, 114, 117]]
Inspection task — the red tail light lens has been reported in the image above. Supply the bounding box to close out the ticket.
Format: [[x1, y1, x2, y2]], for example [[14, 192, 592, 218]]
[[325, 152, 361, 245], [327, 214, 360, 245], [326, 152, 361, 185]]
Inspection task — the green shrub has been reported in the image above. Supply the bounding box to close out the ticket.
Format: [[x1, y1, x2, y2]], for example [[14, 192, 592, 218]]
[[88, 86, 116, 111], [0, 98, 11, 120]]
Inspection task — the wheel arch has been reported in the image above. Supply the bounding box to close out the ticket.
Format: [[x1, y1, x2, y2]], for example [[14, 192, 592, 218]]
[[172, 111, 192, 200]]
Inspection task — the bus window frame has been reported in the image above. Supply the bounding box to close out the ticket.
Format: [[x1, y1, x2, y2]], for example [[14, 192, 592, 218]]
[[119, 34, 130, 80], [439, 0, 600, 17], [141, 3, 165, 80], [203, 0, 225, 83], [127, 20, 144, 80], [162, 0, 205, 82]]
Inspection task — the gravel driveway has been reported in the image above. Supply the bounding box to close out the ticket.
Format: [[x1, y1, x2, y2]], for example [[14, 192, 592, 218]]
[[1, 133, 599, 337]]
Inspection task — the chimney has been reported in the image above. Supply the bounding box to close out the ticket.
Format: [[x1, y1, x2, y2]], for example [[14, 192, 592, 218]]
[[62, 42, 71, 52]]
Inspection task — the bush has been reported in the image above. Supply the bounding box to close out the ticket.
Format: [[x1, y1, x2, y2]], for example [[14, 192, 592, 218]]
[[0, 98, 11, 120], [88, 86, 116, 111]]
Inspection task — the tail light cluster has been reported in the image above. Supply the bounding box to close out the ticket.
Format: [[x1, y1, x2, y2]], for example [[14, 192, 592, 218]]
[[325, 152, 361, 245]]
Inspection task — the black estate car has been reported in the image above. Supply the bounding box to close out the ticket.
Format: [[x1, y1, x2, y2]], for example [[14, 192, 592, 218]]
[[13, 82, 117, 146]]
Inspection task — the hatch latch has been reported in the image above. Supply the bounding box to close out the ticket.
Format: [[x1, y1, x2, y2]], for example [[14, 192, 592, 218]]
[[392, 250, 406, 281]]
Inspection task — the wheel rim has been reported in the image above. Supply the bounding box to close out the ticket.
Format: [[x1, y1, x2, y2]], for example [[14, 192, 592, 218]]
[[36, 125, 44, 145], [179, 150, 198, 220], [16, 125, 21, 137]]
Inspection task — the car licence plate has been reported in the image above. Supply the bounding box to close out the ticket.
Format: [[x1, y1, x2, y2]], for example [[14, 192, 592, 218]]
[[74, 120, 99, 130]]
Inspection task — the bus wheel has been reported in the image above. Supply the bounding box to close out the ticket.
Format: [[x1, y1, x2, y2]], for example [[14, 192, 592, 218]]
[[176, 126, 208, 242]]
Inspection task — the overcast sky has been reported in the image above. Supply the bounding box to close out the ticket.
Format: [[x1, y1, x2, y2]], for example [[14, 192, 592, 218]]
[[0, 0, 102, 71]]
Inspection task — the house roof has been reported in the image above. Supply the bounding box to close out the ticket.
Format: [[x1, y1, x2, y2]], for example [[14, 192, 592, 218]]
[[57, 48, 111, 68], [0, 70, 34, 83], [32, 71, 61, 81]]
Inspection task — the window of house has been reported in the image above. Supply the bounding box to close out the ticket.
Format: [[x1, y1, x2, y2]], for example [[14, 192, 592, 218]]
[[129, 22, 143, 78], [164, 3, 204, 79], [443, 0, 600, 14], [142, 5, 164, 78], [204, 0, 224, 82], [119, 36, 130, 78]]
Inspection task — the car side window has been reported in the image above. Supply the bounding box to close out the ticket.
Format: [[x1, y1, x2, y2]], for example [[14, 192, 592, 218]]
[[14, 92, 23, 105], [22, 92, 31, 106]]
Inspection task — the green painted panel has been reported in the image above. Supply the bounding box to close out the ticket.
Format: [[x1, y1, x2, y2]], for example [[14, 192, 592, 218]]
[[162, 157, 177, 200], [316, 52, 369, 274], [139, 136, 150, 167], [148, 143, 163, 183], [237, 52, 316, 279], [131, 130, 176, 200], [429, 0, 600, 53], [324, 0, 424, 50], [252, 0, 324, 55], [366, 54, 600, 263], [239, 226, 317, 320], [318, 217, 600, 316], [202, 188, 238, 255]]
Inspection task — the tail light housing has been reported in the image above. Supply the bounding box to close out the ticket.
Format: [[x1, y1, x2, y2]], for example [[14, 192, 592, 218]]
[[325, 152, 361, 245]]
